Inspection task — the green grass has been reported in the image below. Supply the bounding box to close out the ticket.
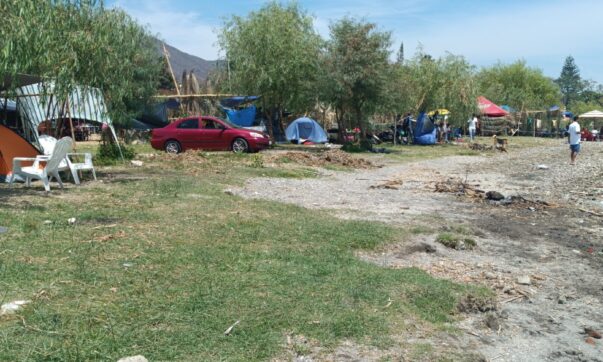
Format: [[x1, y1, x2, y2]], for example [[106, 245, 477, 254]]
[[0, 145, 488, 360]]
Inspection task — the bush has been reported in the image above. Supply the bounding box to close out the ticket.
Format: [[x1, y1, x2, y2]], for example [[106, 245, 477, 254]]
[[341, 139, 373, 153], [95, 143, 136, 165]]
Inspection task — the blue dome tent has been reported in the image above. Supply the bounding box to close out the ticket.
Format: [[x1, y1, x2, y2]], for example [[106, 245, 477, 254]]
[[285, 117, 328, 144]]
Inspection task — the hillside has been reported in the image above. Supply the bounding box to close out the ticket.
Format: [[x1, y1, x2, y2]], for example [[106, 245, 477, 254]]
[[155, 39, 217, 81]]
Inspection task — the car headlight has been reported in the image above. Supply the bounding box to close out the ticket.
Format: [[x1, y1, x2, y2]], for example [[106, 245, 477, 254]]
[[250, 132, 264, 138]]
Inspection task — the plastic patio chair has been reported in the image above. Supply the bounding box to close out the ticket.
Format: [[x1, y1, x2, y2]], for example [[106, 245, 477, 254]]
[[9, 137, 73, 192], [66, 152, 97, 185]]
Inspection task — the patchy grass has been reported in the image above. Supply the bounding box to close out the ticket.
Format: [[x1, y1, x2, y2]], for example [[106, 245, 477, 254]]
[[436, 233, 477, 250], [0, 144, 485, 360]]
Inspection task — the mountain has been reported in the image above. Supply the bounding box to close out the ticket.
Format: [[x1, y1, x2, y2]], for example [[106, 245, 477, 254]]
[[154, 39, 217, 81]]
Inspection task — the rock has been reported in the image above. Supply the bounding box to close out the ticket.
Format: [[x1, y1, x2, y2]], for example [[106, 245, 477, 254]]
[[224, 190, 234, 196], [537, 164, 549, 170], [67, 218, 77, 225], [485, 272, 497, 279], [117, 356, 148, 362], [585, 327, 602, 339], [130, 160, 144, 167], [43, 220, 53, 225], [502, 286, 513, 294], [557, 295, 567, 304], [585, 337, 596, 345], [486, 191, 505, 201], [484, 313, 501, 331], [517, 275, 531, 285]]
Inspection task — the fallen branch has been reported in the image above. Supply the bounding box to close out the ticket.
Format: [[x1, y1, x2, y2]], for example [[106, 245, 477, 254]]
[[578, 208, 603, 218]]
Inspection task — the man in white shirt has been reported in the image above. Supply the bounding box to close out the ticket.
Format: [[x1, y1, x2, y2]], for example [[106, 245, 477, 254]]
[[468, 114, 478, 141], [568, 116, 581, 165]]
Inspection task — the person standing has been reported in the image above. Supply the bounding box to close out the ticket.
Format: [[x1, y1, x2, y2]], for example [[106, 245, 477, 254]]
[[568, 116, 581, 165], [468, 114, 478, 141]]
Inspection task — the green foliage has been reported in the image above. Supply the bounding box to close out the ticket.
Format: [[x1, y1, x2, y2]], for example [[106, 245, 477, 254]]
[[319, 18, 392, 135], [477, 60, 560, 111], [383, 49, 478, 127], [95, 143, 135, 165], [0, 0, 162, 125], [218, 1, 322, 129], [556, 55, 583, 108]]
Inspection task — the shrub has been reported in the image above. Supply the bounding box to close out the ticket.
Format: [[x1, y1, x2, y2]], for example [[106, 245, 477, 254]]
[[95, 143, 135, 165]]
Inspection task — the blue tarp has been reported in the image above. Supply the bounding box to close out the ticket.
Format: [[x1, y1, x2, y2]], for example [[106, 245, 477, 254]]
[[501, 105, 516, 112], [549, 105, 560, 112], [223, 105, 257, 127], [0, 99, 17, 112], [220, 96, 260, 108], [285, 117, 328, 143], [413, 112, 437, 145]]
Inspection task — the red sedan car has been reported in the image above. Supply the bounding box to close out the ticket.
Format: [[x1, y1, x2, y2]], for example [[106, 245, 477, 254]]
[[151, 116, 271, 153]]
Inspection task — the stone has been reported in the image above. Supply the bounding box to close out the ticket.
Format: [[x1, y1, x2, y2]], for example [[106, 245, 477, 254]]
[[585, 327, 602, 339], [130, 160, 144, 167], [517, 275, 531, 285], [557, 295, 567, 304], [224, 190, 234, 196], [117, 356, 148, 362], [68, 217, 77, 225], [485, 272, 497, 279], [486, 191, 505, 201], [585, 337, 596, 345]]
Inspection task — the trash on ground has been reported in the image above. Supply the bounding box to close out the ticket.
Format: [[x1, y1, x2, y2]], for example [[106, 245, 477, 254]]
[[1, 300, 31, 316]]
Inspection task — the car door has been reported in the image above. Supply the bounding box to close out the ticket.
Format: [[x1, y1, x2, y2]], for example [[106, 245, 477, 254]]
[[176, 118, 201, 150], [199, 118, 229, 150]]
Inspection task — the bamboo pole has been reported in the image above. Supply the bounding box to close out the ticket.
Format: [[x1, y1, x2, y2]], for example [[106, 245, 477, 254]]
[[162, 43, 180, 96], [152, 94, 236, 98]]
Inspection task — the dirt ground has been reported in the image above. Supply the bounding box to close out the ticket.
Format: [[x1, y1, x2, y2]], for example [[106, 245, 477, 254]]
[[234, 140, 603, 361]]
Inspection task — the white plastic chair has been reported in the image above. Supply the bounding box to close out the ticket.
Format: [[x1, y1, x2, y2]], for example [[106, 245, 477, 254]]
[[66, 153, 97, 185], [9, 137, 73, 192]]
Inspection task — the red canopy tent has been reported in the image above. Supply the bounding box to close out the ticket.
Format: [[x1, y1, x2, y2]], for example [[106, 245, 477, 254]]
[[477, 96, 508, 117]]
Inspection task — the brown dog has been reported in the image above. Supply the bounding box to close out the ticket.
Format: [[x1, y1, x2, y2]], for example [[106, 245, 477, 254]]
[[492, 135, 508, 152]]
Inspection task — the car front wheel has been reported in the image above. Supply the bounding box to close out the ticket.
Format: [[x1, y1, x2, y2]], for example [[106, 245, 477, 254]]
[[231, 138, 249, 153], [165, 140, 181, 154]]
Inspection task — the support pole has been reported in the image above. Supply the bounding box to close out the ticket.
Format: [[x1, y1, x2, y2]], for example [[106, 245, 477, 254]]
[[162, 43, 180, 96]]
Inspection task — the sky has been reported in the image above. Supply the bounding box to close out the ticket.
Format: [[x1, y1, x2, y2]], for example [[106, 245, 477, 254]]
[[107, 0, 603, 84]]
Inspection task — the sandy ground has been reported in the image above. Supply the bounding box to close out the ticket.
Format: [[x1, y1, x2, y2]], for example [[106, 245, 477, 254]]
[[234, 141, 603, 361]]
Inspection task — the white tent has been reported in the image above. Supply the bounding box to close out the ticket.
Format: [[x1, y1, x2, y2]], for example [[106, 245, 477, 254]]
[[15, 82, 120, 154], [578, 110, 603, 118]]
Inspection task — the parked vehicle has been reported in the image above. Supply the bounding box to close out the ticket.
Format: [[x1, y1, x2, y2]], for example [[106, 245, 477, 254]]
[[581, 129, 597, 142], [150, 116, 271, 153]]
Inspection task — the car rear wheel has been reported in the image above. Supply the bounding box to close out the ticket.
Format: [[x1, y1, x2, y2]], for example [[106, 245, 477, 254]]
[[165, 140, 181, 154], [231, 138, 249, 153]]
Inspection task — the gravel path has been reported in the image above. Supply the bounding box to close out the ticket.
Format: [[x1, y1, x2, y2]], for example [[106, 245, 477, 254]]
[[233, 141, 603, 361]]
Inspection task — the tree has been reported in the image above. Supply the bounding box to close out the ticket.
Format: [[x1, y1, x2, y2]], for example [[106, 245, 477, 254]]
[[0, 0, 162, 124], [319, 17, 391, 139], [396, 41, 404, 64], [382, 48, 478, 127], [477, 60, 560, 111], [557, 56, 583, 108], [218, 2, 322, 137]]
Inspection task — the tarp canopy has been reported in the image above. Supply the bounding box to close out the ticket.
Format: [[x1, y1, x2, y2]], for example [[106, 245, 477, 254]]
[[1, 73, 41, 92], [0, 98, 17, 112], [220, 96, 260, 108], [15, 82, 120, 153], [285, 117, 328, 143], [477, 96, 508, 117], [222, 105, 257, 127], [579, 110, 603, 118], [501, 105, 516, 113]]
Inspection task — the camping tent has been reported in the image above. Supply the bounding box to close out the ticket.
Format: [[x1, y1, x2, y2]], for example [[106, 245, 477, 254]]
[[15, 82, 120, 153], [413, 112, 437, 145], [477, 96, 508, 117], [0, 124, 40, 182], [285, 117, 328, 144]]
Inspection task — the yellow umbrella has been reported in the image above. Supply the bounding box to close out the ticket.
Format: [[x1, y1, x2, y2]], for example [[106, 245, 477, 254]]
[[427, 109, 450, 116]]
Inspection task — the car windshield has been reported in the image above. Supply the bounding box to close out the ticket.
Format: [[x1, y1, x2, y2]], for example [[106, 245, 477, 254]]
[[218, 118, 241, 129]]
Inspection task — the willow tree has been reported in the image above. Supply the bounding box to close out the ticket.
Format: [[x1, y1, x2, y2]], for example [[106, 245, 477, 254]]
[[0, 0, 161, 124], [384, 49, 477, 127], [319, 17, 391, 138], [476, 60, 560, 111], [218, 1, 322, 137]]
